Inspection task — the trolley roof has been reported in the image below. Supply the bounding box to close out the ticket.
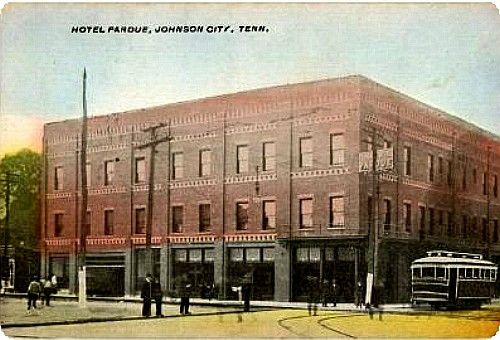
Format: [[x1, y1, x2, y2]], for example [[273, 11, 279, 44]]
[[411, 250, 496, 267]]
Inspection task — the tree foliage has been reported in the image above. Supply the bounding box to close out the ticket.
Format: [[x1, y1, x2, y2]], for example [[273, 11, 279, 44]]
[[0, 149, 42, 251]]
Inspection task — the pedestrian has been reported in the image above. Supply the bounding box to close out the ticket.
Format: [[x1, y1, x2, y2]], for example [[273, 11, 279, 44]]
[[307, 277, 319, 316], [321, 279, 329, 307], [27, 276, 41, 313], [330, 279, 338, 307], [242, 283, 251, 312], [356, 280, 364, 308], [140, 273, 153, 317], [43, 275, 53, 306], [179, 276, 192, 315], [152, 277, 164, 317], [50, 273, 58, 294]]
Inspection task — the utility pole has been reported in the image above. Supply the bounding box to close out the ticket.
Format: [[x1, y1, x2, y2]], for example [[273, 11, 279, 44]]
[[486, 145, 491, 259], [136, 123, 171, 276], [78, 68, 89, 307]]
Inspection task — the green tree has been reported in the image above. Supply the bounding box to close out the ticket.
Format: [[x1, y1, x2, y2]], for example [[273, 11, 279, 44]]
[[0, 149, 42, 290]]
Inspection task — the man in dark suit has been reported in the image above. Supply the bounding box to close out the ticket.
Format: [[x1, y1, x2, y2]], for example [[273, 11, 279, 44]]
[[152, 277, 164, 317], [141, 273, 153, 317]]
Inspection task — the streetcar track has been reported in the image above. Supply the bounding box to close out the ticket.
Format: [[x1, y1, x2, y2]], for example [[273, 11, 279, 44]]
[[317, 314, 366, 338], [277, 312, 365, 338]]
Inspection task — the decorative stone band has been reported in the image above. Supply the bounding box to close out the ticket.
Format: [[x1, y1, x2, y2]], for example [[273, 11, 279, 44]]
[[45, 238, 74, 246], [89, 187, 128, 195], [170, 179, 217, 188], [131, 236, 162, 245], [224, 173, 277, 184], [87, 237, 127, 245], [291, 167, 349, 179], [46, 192, 73, 200], [293, 113, 350, 127], [169, 235, 216, 243], [224, 233, 276, 242]]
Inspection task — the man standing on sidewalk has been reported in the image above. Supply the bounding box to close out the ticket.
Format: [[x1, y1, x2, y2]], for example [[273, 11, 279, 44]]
[[152, 277, 164, 317], [27, 276, 41, 314], [141, 273, 153, 317]]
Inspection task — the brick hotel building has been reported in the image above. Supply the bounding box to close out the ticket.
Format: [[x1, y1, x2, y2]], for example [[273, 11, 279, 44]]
[[40, 75, 500, 302]]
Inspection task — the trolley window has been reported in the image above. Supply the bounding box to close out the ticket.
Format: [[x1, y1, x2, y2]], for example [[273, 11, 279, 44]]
[[422, 267, 435, 278], [465, 268, 472, 278], [485, 269, 490, 279], [436, 267, 445, 279], [492, 269, 497, 280], [459, 268, 465, 278], [473, 268, 479, 278], [412, 267, 421, 278]]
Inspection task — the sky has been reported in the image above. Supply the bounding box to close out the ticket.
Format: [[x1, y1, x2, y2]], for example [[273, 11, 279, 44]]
[[0, 3, 499, 157]]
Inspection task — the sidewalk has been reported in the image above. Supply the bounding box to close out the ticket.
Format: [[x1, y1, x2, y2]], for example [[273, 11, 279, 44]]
[[0, 297, 243, 328]]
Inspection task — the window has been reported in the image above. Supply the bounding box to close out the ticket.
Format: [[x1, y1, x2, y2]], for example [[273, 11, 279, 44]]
[[447, 212, 454, 236], [86, 162, 91, 187], [85, 211, 91, 236], [329, 196, 345, 228], [104, 210, 114, 235], [436, 267, 445, 279], [199, 150, 212, 177], [422, 267, 434, 278], [236, 145, 249, 174], [330, 133, 345, 166], [262, 200, 276, 230], [494, 175, 498, 198], [383, 139, 392, 149], [135, 208, 146, 234], [199, 204, 211, 232], [447, 160, 452, 186], [494, 220, 499, 243], [482, 218, 488, 242], [438, 157, 444, 183], [483, 172, 488, 195], [428, 154, 434, 182], [383, 199, 391, 231], [403, 203, 412, 232], [462, 166, 467, 191], [299, 137, 313, 167], [263, 142, 276, 171], [299, 198, 313, 228], [462, 215, 468, 238], [54, 213, 64, 237], [104, 160, 115, 186], [172, 153, 184, 179], [172, 206, 184, 233], [135, 157, 146, 183], [403, 146, 411, 176], [419, 206, 426, 236], [236, 202, 249, 230], [429, 208, 435, 236], [54, 166, 64, 190]]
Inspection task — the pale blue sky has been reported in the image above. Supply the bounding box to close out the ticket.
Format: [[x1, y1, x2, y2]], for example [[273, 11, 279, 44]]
[[0, 3, 499, 154]]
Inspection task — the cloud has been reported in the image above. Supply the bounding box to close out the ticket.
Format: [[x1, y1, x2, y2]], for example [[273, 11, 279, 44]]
[[0, 114, 43, 157]]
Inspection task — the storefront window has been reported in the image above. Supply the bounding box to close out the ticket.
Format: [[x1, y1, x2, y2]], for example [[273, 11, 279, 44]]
[[230, 248, 244, 262], [246, 248, 261, 263]]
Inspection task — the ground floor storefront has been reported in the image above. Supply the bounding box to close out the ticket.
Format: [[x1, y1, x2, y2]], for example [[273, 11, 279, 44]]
[[40, 239, 500, 303]]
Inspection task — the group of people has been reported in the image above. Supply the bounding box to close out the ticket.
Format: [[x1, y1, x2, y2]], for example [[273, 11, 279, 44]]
[[140, 273, 195, 317], [307, 278, 366, 315], [26, 274, 58, 312]]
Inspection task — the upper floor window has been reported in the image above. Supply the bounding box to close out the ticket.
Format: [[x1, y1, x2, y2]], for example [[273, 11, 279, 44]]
[[482, 218, 488, 242], [199, 204, 211, 232], [172, 152, 184, 179], [199, 150, 212, 177], [383, 199, 391, 231], [262, 200, 276, 230], [483, 172, 488, 195], [329, 196, 345, 228], [135, 157, 146, 183], [419, 206, 426, 235], [494, 175, 498, 198], [104, 209, 114, 235], [462, 166, 467, 191], [86, 162, 91, 187], [429, 207, 435, 235], [54, 213, 64, 237], [403, 147, 411, 176], [300, 137, 313, 167], [299, 198, 313, 228], [263, 142, 276, 171], [330, 133, 345, 166], [438, 157, 444, 183], [236, 202, 249, 230], [237, 145, 249, 174], [172, 206, 184, 233], [104, 160, 115, 186], [403, 203, 411, 232], [135, 208, 146, 234], [85, 211, 91, 236], [447, 160, 452, 186], [54, 166, 64, 190], [428, 154, 434, 182]]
